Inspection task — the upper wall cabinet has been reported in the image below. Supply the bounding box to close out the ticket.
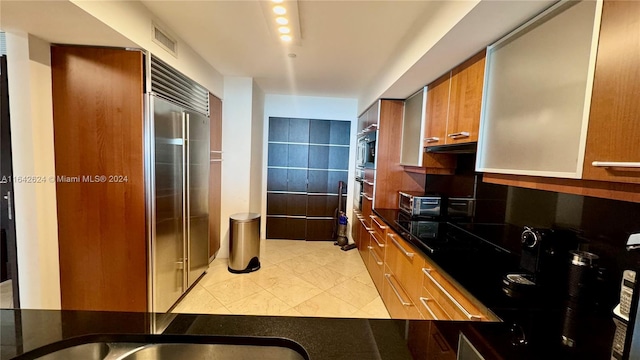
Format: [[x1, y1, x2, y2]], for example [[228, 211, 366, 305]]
[[400, 88, 426, 166], [581, 0, 640, 184], [476, 0, 602, 178], [423, 50, 486, 147], [447, 50, 486, 145], [358, 100, 380, 135], [423, 73, 450, 147]]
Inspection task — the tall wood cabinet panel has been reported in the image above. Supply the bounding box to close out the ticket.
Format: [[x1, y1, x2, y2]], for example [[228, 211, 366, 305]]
[[375, 100, 423, 209], [423, 73, 451, 147], [52, 46, 147, 312], [209, 94, 222, 259], [582, 0, 640, 184], [447, 50, 486, 144]]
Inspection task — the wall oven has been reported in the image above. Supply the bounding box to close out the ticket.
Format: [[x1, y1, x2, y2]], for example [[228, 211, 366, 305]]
[[357, 131, 376, 169]]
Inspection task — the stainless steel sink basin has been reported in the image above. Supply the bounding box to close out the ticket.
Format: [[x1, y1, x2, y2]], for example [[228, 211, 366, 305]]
[[31, 339, 307, 360]]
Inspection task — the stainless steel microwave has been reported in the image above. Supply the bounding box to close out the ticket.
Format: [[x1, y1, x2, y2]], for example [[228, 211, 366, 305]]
[[357, 132, 376, 169]]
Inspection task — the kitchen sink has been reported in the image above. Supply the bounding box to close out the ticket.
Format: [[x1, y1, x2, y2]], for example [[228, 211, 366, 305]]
[[19, 336, 308, 360]]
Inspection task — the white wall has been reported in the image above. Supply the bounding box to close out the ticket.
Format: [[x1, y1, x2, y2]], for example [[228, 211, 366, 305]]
[[219, 77, 254, 258], [5, 32, 61, 309], [261, 95, 359, 240], [249, 82, 265, 214], [70, 0, 223, 98]]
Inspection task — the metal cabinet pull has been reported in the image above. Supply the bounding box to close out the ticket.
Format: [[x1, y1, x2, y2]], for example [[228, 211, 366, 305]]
[[419, 297, 439, 320], [385, 274, 411, 306], [388, 233, 414, 258], [359, 218, 373, 231], [447, 132, 470, 139], [592, 161, 640, 168], [369, 247, 383, 265], [370, 232, 385, 248], [363, 194, 373, 201], [424, 137, 440, 143], [422, 268, 481, 321], [370, 215, 387, 229]]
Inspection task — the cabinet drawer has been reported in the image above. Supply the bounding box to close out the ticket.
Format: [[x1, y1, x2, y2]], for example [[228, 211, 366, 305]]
[[422, 267, 485, 321], [357, 217, 372, 259], [385, 231, 424, 306], [367, 245, 385, 291], [361, 195, 372, 223], [418, 286, 451, 321], [369, 227, 386, 257], [382, 266, 421, 319], [370, 215, 388, 236]]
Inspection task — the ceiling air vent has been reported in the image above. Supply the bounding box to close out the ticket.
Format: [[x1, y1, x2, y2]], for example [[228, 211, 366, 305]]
[[152, 23, 177, 57]]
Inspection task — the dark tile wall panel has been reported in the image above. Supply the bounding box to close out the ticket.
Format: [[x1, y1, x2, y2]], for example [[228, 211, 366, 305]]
[[268, 143, 288, 167], [267, 117, 351, 241], [307, 195, 339, 217], [306, 219, 335, 241], [308, 170, 348, 194], [269, 117, 289, 142]]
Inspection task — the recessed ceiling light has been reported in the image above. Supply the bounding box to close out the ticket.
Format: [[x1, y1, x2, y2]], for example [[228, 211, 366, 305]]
[[273, 6, 286, 15], [272, 0, 284, 3], [276, 17, 289, 25], [278, 27, 291, 34], [280, 34, 292, 42]]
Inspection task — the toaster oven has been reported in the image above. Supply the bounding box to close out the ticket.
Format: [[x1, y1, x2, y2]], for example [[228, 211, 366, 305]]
[[398, 191, 443, 217]]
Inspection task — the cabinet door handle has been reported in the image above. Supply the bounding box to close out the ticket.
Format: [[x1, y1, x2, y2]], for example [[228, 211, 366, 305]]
[[370, 232, 385, 248], [363, 194, 373, 201], [364, 180, 374, 186], [447, 131, 470, 139], [385, 274, 411, 306], [424, 137, 440, 143], [370, 215, 387, 229], [388, 233, 414, 258], [592, 161, 640, 168], [419, 297, 439, 320], [369, 247, 383, 265], [359, 218, 373, 231], [422, 268, 481, 321]]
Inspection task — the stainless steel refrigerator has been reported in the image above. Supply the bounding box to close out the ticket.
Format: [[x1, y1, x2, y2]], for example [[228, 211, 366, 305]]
[[146, 55, 210, 313]]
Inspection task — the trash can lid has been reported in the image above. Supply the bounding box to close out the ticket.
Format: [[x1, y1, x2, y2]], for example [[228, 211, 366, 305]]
[[230, 213, 260, 221]]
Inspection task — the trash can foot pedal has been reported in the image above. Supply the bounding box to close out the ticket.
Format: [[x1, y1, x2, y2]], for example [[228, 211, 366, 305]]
[[228, 256, 261, 274]]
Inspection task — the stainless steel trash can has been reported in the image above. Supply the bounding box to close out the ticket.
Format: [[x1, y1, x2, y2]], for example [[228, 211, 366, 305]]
[[228, 213, 261, 273]]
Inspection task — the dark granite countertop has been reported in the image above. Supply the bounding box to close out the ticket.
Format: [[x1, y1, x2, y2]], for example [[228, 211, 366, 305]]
[[372, 208, 618, 359], [0, 307, 619, 360]]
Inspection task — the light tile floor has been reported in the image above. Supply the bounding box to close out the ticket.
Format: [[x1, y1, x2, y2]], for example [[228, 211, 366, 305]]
[[172, 239, 390, 318], [0, 280, 13, 308]]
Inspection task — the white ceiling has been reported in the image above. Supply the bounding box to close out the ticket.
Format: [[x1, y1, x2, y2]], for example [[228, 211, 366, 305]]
[[139, 0, 441, 99], [0, 1, 135, 48], [1, 0, 556, 113]]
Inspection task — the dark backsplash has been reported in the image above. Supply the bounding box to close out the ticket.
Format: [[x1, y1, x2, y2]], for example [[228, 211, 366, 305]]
[[424, 154, 640, 309]]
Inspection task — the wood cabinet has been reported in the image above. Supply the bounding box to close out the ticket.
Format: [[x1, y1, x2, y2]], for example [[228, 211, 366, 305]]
[[482, 1, 640, 202], [582, 0, 640, 185], [367, 215, 496, 321], [52, 46, 147, 312], [381, 228, 423, 319], [423, 73, 451, 147], [209, 94, 222, 259], [447, 50, 486, 144], [422, 257, 485, 321], [424, 50, 486, 148]]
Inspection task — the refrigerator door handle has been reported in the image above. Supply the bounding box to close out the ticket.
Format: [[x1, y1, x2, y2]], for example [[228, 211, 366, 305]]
[[182, 111, 188, 292], [185, 112, 191, 287]]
